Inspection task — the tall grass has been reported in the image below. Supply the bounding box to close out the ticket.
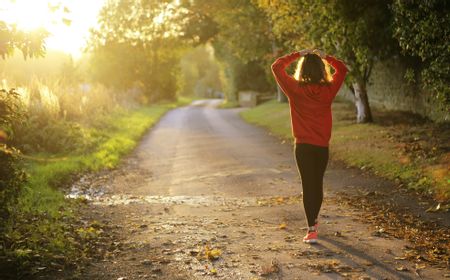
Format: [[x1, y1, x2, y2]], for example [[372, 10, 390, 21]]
[[1, 77, 143, 154]]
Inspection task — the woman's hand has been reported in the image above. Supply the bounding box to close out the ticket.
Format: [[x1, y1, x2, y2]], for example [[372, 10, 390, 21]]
[[312, 49, 326, 58], [298, 49, 313, 56]]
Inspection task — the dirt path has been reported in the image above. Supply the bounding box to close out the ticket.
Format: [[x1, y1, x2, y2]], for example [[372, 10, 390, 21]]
[[68, 100, 447, 280]]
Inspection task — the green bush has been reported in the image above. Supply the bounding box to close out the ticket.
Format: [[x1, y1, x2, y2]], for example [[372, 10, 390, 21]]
[[0, 145, 27, 228], [0, 89, 27, 233], [13, 116, 93, 154]]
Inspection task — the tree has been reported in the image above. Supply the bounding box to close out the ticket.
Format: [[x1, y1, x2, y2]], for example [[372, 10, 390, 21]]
[[179, 0, 274, 102], [179, 44, 222, 98], [88, 0, 185, 101], [257, 0, 398, 123], [391, 0, 450, 112], [0, 21, 48, 59]]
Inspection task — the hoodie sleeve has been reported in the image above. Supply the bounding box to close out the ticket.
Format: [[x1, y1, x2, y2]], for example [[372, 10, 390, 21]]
[[271, 52, 301, 98], [324, 55, 348, 96]]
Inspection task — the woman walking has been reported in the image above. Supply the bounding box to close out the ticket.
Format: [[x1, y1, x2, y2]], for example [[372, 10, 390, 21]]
[[271, 49, 348, 243]]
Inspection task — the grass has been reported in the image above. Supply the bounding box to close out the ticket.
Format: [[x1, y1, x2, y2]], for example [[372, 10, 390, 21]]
[[20, 104, 178, 214], [218, 99, 240, 109], [240, 99, 449, 202], [5, 100, 188, 275]]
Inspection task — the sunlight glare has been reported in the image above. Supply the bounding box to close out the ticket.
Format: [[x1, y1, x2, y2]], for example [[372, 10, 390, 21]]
[[0, 0, 55, 31], [0, 0, 106, 58]]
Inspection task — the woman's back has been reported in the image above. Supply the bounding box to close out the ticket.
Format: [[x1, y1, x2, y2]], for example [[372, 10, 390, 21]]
[[271, 51, 348, 147]]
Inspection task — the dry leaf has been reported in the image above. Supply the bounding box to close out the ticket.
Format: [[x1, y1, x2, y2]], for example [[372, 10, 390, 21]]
[[204, 246, 221, 260], [395, 266, 408, 271]]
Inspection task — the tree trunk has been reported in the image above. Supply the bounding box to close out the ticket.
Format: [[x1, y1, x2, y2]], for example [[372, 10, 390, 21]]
[[352, 81, 373, 123], [269, 22, 287, 104], [276, 86, 287, 103]]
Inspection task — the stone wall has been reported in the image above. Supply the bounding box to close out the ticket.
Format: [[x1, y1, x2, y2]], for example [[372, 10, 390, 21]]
[[338, 59, 448, 122]]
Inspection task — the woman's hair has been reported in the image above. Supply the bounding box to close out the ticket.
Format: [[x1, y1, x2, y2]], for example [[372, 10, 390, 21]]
[[294, 53, 332, 85]]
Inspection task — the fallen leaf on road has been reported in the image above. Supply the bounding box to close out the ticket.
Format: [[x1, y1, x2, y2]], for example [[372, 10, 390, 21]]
[[279, 223, 287, 230], [201, 246, 221, 261], [395, 266, 408, 271], [415, 263, 426, 269], [210, 267, 217, 275]]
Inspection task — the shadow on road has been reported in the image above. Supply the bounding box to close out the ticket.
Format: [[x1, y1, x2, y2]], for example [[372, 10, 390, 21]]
[[318, 236, 415, 280]]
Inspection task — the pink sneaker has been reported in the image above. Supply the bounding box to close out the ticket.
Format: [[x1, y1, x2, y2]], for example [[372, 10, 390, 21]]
[[303, 224, 319, 244]]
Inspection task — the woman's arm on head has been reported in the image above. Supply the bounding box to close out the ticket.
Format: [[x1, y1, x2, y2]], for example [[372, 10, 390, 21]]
[[324, 55, 348, 94], [271, 50, 310, 98]]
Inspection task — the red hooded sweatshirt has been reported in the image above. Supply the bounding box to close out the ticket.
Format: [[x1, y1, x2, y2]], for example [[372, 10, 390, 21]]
[[271, 52, 348, 147]]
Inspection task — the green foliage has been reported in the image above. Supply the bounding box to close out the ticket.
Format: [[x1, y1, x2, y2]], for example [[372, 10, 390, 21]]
[[88, 0, 185, 101], [213, 46, 272, 101], [180, 0, 274, 101], [391, 0, 450, 106], [0, 20, 49, 59], [0, 21, 48, 59], [210, 0, 273, 64], [179, 44, 222, 97], [258, 0, 396, 85], [0, 89, 24, 137], [0, 144, 27, 230], [13, 118, 91, 154], [0, 89, 27, 229]]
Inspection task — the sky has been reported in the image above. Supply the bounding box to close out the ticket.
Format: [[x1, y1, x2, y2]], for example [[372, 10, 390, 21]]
[[0, 0, 107, 59]]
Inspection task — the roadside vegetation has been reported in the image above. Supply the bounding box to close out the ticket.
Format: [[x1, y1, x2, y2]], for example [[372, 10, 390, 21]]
[[218, 99, 240, 109], [241, 99, 449, 203], [0, 75, 186, 277]]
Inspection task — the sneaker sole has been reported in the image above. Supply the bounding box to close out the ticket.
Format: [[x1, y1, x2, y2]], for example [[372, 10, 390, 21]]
[[303, 239, 318, 244]]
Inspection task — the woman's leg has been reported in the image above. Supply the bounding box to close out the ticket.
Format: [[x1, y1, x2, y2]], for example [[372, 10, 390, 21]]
[[295, 143, 321, 227], [310, 145, 329, 225]]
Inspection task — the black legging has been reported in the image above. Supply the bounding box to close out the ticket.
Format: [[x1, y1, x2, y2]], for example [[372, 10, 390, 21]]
[[295, 143, 329, 227]]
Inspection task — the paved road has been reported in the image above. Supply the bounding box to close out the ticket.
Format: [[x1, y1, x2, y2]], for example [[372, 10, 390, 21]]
[[75, 99, 445, 280]]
